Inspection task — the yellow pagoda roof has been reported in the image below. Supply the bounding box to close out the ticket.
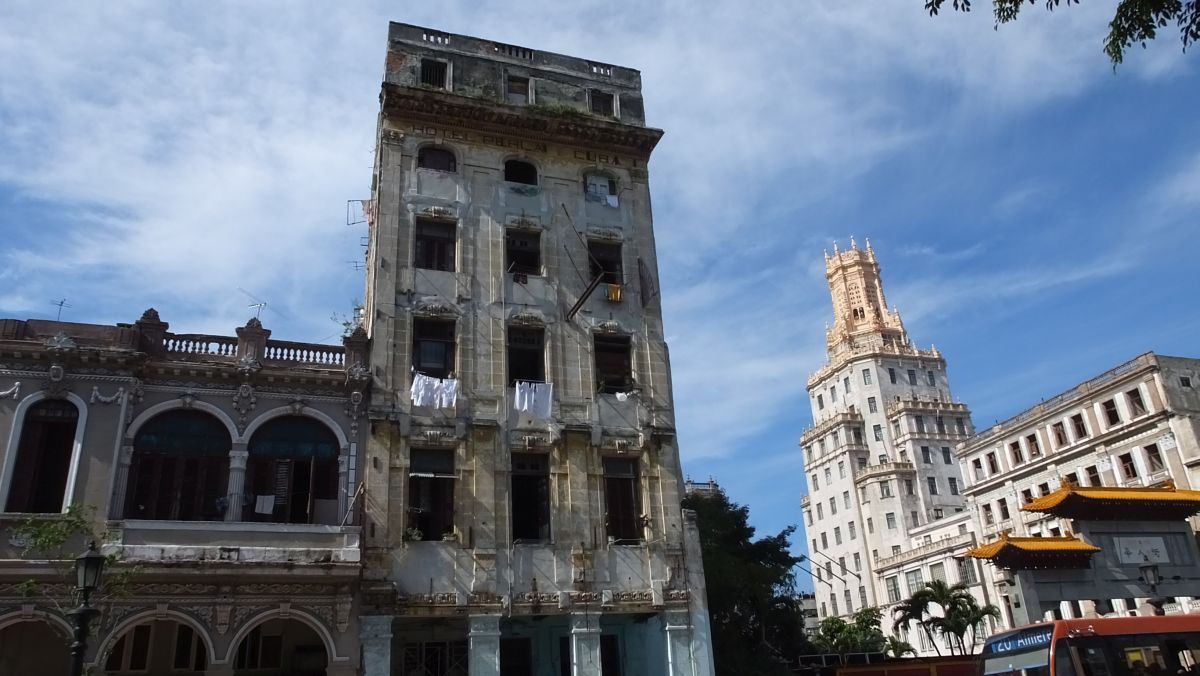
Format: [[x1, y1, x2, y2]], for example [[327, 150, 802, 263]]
[[1021, 480, 1200, 520], [967, 533, 1101, 559]]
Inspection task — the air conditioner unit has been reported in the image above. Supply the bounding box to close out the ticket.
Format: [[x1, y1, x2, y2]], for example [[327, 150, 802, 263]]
[[605, 283, 623, 302]]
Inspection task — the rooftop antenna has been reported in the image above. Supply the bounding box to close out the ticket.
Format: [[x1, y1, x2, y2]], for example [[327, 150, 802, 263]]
[[50, 298, 72, 321], [237, 287, 288, 321]]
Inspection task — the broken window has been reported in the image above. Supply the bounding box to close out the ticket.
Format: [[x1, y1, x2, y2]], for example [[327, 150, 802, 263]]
[[1071, 413, 1088, 439], [986, 452, 999, 474], [507, 327, 545, 386], [588, 240, 623, 284], [1026, 434, 1041, 458], [997, 498, 1010, 520], [504, 159, 538, 185], [5, 399, 79, 513], [125, 410, 230, 521], [1119, 452, 1139, 480], [1102, 399, 1121, 426], [584, 173, 619, 207], [589, 89, 615, 116], [246, 416, 340, 525], [1051, 421, 1068, 446], [981, 504, 995, 525], [603, 457, 641, 542], [506, 76, 530, 105], [408, 448, 456, 541], [1010, 441, 1024, 465], [1127, 388, 1147, 416], [412, 318, 455, 378], [420, 59, 448, 88], [1146, 444, 1165, 473], [414, 219, 455, 272], [594, 334, 632, 394], [1085, 464, 1102, 486], [511, 453, 550, 542], [505, 228, 541, 275], [417, 146, 456, 172]]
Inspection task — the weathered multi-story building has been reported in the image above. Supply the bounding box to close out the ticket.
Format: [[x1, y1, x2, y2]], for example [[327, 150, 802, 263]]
[[800, 240, 988, 653], [0, 312, 368, 675], [357, 23, 713, 676]]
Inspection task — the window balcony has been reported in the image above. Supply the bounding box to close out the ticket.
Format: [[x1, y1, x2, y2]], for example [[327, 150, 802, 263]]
[[106, 520, 361, 565], [853, 461, 916, 485]]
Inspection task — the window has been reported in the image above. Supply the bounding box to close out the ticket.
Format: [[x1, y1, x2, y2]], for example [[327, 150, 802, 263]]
[[512, 453, 550, 542], [824, 467, 832, 483], [1146, 444, 1165, 474], [812, 474, 819, 491], [941, 446, 952, 464], [594, 334, 632, 393], [1021, 488, 1034, 504], [1010, 441, 1024, 465], [830, 386, 837, 403], [927, 370, 936, 386], [599, 635, 622, 676], [888, 367, 897, 384], [921, 446, 932, 464], [933, 508, 944, 518], [106, 623, 153, 672], [1102, 399, 1121, 426], [862, 369, 872, 385], [414, 219, 456, 271], [1038, 482, 1051, 496], [820, 532, 828, 548], [1049, 526, 1062, 537], [1182, 376, 1194, 388], [1119, 452, 1139, 480], [604, 458, 641, 542], [830, 596, 839, 617], [173, 622, 208, 671], [997, 498, 1010, 521], [859, 585, 868, 607], [5, 399, 80, 513], [588, 240, 623, 284], [843, 490, 850, 508], [812, 538, 818, 552], [915, 416, 926, 433], [505, 228, 541, 275], [853, 427, 863, 444], [584, 173, 618, 207], [849, 521, 857, 540], [872, 424, 882, 441], [905, 479, 915, 495], [409, 448, 456, 540], [1071, 413, 1088, 439], [930, 562, 947, 583], [982, 502, 995, 525], [880, 481, 893, 498], [926, 476, 939, 495], [831, 431, 839, 446], [123, 410, 230, 521], [506, 75, 530, 105], [905, 569, 924, 595], [507, 327, 545, 386], [956, 558, 977, 584], [829, 497, 837, 515], [948, 477, 959, 495], [843, 376, 851, 394], [1127, 388, 1147, 416], [402, 641, 469, 676], [805, 510, 812, 526], [501, 638, 533, 676], [504, 159, 538, 185], [1085, 464, 1101, 486], [857, 457, 867, 470], [413, 318, 456, 378], [867, 517, 874, 533], [844, 589, 853, 614], [892, 421, 901, 437], [417, 146, 456, 172], [867, 397, 877, 413], [1026, 434, 1041, 458], [838, 462, 846, 478], [420, 59, 448, 88], [886, 576, 902, 603], [936, 416, 946, 434], [955, 417, 967, 435], [243, 416, 340, 525], [986, 452, 999, 474], [885, 512, 897, 529], [1051, 421, 1068, 446], [817, 394, 825, 410], [907, 369, 918, 386], [589, 89, 615, 116], [834, 527, 842, 544]]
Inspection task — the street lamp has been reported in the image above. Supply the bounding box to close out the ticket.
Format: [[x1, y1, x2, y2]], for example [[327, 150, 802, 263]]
[[69, 540, 106, 676], [1138, 561, 1167, 616]]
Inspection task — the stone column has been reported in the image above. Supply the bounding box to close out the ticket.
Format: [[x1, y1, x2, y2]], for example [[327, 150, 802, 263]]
[[468, 614, 502, 676], [663, 610, 696, 676], [225, 445, 249, 522], [110, 442, 135, 518], [570, 612, 602, 676], [360, 615, 393, 676]]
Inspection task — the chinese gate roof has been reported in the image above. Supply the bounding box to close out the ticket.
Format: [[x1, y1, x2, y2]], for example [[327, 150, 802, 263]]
[[1020, 480, 1200, 520], [966, 531, 1100, 570]]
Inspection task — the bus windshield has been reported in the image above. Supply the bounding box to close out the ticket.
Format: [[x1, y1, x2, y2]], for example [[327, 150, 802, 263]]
[[1054, 632, 1200, 676], [982, 626, 1055, 676]]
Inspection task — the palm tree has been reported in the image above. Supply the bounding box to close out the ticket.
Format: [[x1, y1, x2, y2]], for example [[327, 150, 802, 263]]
[[891, 594, 941, 656], [953, 598, 1002, 653], [918, 580, 975, 654], [884, 635, 917, 658]]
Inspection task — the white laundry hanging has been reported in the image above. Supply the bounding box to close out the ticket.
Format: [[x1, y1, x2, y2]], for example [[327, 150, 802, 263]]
[[411, 372, 458, 409], [437, 378, 459, 408], [254, 495, 275, 515], [513, 381, 553, 419]]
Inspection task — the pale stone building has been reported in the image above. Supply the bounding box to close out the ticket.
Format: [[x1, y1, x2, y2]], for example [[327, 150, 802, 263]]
[[0, 312, 368, 675], [356, 23, 713, 676], [959, 352, 1200, 623], [800, 241, 988, 654]]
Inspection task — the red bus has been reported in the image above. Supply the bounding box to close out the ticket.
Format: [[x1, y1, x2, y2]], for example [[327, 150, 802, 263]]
[[980, 616, 1200, 676]]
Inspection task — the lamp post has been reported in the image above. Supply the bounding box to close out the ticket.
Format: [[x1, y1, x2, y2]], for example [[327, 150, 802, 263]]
[[69, 540, 106, 676], [1138, 561, 1167, 616]]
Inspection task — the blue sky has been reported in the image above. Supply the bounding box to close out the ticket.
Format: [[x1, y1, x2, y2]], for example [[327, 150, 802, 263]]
[[2, 2, 1197, 589]]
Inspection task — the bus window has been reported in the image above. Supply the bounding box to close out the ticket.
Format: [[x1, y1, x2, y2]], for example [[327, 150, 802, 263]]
[[1057, 634, 1200, 676]]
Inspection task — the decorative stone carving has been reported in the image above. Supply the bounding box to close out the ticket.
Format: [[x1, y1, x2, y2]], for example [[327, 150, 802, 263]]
[[412, 296, 458, 318], [595, 320, 623, 334], [0, 381, 18, 399], [231, 383, 256, 431], [509, 309, 546, 327], [44, 364, 70, 399], [381, 128, 404, 145], [345, 390, 364, 436], [345, 362, 370, 387], [179, 390, 197, 409], [231, 604, 271, 631], [44, 332, 78, 354], [91, 386, 125, 405], [419, 205, 455, 220], [181, 605, 214, 627], [586, 226, 623, 242], [307, 604, 334, 629], [334, 587, 352, 632], [101, 604, 139, 633], [235, 354, 262, 379], [288, 398, 307, 415]]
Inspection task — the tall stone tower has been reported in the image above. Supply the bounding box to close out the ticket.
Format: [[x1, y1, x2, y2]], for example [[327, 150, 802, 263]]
[[801, 240, 974, 625], [358, 23, 713, 676]]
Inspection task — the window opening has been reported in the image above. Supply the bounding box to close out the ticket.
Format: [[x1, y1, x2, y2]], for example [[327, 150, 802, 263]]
[[246, 416, 340, 525], [511, 453, 550, 542], [588, 240, 623, 284], [417, 147, 456, 172], [505, 228, 541, 275], [408, 448, 455, 541], [1146, 444, 1165, 474], [420, 59, 448, 88], [413, 318, 455, 378], [504, 159, 538, 185], [1102, 399, 1121, 426], [594, 334, 632, 394], [1071, 413, 1088, 439], [604, 457, 641, 542], [125, 409, 229, 521], [414, 219, 456, 272], [403, 641, 468, 676], [585, 174, 619, 207], [1127, 388, 1147, 416], [507, 327, 545, 386], [590, 89, 615, 116], [5, 399, 79, 513], [506, 76, 530, 105], [501, 638, 533, 676]]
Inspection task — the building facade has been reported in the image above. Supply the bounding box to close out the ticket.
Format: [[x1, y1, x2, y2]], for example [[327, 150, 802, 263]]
[[800, 241, 987, 653], [357, 23, 713, 676], [959, 352, 1200, 623], [0, 312, 369, 675]]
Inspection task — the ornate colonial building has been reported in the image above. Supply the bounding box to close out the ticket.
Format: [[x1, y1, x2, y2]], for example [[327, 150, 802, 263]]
[[356, 22, 713, 676], [0, 312, 369, 675]]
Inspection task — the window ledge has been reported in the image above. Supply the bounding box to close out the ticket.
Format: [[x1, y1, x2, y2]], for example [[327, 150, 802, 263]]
[[115, 519, 357, 535]]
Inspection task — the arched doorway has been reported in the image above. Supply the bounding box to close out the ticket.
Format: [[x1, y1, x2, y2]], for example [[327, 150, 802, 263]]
[[5, 398, 80, 512], [0, 619, 71, 675], [246, 416, 340, 524], [103, 618, 210, 674], [125, 410, 231, 521], [235, 618, 328, 675]]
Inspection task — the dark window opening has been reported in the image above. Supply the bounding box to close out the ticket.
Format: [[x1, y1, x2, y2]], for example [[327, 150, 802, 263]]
[[402, 641, 467, 676], [511, 453, 550, 542], [1119, 452, 1139, 479], [106, 623, 153, 672], [412, 318, 455, 378], [604, 458, 641, 542], [409, 448, 455, 541], [501, 638, 533, 676], [507, 327, 545, 386], [1071, 413, 1088, 439], [588, 240, 623, 284], [600, 634, 622, 676], [5, 399, 78, 513], [246, 416, 339, 525], [414, 219, 456, 272], [505, 228, 541, 275], [504, 160, 538, 185], [1127, 388, 1147, 416], [420, 59, 448, 88], [417, 147, 456, 172], [1086, 464, 1102, 486], [1147, 444, 1165, 473], [585, 174, 618, 207], [590, 90, 615, 117], [125, 409, 230, 521], [907, 369, 918, 386], [1103, 399, 1121, 426], [506, 76, 529, 105], [173, 623, 208, 672], [594, 334, 632, 394]]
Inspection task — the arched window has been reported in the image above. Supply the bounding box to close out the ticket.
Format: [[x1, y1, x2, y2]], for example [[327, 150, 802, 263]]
[[246, 416, 340, 525], [5, 399, 79, 513], [126, 410, 230, 521], [584, 173, 618, 207], [504, 160, 537, 185], [417, 146, 456, 172]]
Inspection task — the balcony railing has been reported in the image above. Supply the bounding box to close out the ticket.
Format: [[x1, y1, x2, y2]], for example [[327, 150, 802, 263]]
[[873, 532, 976, 570], [853, 461, 915, 483]]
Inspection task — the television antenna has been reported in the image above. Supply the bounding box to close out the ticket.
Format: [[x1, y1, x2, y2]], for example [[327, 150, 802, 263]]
[[237, 288, 287, 321], [50, 298, 72, 321]]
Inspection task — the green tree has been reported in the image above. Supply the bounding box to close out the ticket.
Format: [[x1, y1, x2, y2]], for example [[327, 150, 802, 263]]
[[682, 491, 814, 676], [893, 579, 1002, 655], [811, 606, 887, 656], [925, 0, 1200, 64], [883, 635, 917, 658]]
